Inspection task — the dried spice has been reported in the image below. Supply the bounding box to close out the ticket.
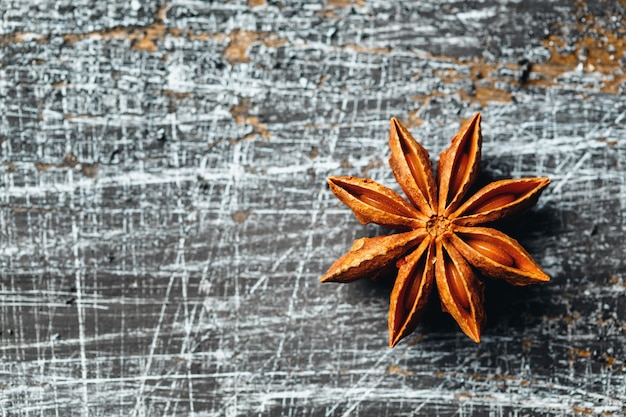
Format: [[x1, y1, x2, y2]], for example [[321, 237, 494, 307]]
[[321, 113, 550, 346]]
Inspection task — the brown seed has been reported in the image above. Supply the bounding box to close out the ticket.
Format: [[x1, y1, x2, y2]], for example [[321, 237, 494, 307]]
[[465, 235, 515, 267], [401, 256, 426, 311], [445, 257, 470, 310], [358, 190, 412, 217], [449, 152, 469, 201], [330, 177, 416, 218], [403, 144, 430, 202], [473, 193, 516, 213]]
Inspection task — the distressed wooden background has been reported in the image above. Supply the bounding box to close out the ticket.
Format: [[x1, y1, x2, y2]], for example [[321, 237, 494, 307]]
[[1, 1, 625, 416]]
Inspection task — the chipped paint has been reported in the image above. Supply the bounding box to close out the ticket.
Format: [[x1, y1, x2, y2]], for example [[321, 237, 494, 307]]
[[230, 98, 271, 140], [222, 29, 288, 64]]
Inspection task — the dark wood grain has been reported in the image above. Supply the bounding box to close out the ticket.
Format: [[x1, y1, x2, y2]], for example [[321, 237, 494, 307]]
[[1, 1, 625, 416]]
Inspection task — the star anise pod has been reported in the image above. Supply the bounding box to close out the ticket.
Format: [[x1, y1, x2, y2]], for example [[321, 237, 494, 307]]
[[321, 113, 550, 346]]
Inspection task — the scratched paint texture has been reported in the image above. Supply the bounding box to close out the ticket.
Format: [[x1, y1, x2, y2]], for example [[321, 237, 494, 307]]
[[0, 0, 625, 416]]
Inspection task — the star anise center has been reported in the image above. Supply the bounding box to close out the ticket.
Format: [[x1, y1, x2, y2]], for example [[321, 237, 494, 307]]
[[426, 215, 451, 238]]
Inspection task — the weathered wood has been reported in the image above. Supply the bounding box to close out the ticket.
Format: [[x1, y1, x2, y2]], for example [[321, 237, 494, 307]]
[[1, 0, 625, 416]]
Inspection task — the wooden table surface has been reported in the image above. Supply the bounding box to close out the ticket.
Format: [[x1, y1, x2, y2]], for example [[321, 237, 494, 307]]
[[1, 1, 625, 416]]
